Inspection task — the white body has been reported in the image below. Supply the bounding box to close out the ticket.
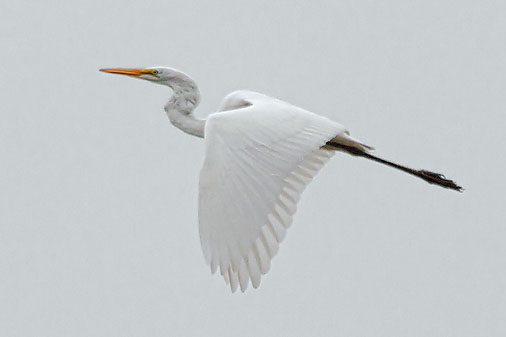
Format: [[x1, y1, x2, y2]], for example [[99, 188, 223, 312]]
[[199, 90, 365, 292], [101, 66, 460, 292], [100, 67, 376, 293]]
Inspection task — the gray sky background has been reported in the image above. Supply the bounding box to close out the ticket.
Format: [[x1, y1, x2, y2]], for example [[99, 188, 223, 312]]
[[1, 0, 505, 336]]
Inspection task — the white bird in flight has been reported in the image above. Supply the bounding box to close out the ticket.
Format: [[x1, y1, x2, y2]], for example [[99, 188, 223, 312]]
[[100, 66, 462, 293]]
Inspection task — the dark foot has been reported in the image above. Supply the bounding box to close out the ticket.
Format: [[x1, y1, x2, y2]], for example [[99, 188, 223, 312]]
[[418, 170, 463, 192]]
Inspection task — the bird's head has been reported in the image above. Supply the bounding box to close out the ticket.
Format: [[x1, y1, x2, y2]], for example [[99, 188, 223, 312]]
[[99, 66, 194, 88]]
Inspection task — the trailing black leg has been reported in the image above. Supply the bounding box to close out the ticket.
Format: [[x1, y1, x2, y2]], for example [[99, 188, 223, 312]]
[[326, 142, 463, 192]]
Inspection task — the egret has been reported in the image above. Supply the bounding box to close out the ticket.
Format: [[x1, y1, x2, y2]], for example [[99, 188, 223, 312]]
[[100, 66, 462, 293]]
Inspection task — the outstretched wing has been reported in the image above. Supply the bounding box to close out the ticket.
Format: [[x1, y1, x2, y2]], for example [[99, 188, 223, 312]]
[[198, 91, 348, 292]]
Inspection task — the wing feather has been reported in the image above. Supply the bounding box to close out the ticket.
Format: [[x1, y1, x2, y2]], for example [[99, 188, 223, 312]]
[[199, 91, 348, 292]]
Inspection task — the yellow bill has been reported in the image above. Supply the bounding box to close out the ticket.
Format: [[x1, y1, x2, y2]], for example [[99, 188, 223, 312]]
[[99, 68, 157, 76]]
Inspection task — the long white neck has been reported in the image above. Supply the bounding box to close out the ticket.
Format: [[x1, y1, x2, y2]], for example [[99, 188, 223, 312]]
[[163, 78, 205, 138]]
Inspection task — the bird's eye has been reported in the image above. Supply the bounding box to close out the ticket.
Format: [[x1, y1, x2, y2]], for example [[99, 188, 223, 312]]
[[153, 70, 159, 75]]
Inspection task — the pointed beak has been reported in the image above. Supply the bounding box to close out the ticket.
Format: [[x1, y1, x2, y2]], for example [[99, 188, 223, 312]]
[[99, 68, 157, 77]]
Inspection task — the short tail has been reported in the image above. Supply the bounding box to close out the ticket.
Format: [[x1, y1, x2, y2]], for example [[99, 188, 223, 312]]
[[326, 141, 463, 192]]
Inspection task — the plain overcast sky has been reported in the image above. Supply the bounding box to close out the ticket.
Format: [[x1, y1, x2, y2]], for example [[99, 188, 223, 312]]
[[1, 0, 505, 336]]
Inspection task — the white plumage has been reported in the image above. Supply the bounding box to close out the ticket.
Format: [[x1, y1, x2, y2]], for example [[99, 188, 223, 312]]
[[100, 66, 462, 293], [199, 91, 348, 292]]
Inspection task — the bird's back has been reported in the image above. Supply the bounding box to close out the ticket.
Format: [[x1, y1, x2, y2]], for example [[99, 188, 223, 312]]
[[217, 90, 269, 112]]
